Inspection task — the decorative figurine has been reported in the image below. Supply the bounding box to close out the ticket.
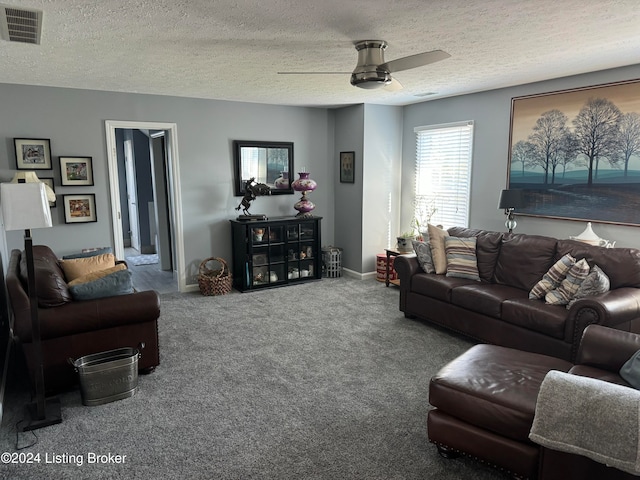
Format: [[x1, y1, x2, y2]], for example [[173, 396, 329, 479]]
[[236, 177, 271, 217]]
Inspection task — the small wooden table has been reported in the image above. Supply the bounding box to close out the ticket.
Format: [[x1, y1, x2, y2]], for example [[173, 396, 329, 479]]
[[385, 248, 411, 287]]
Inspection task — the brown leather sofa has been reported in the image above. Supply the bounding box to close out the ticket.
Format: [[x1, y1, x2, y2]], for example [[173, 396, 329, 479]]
[[428, 325, 640, 479], [6, 246, 161, 393], [394, 227, 640, 361]]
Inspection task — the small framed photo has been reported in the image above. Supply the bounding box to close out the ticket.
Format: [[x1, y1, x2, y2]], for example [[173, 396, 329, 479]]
[[340, 151, 355, 183], [63, 194, 97, 223], [41, 178, 56, 208], [60, 156, 94, 186], [14, 138, 52, 170]]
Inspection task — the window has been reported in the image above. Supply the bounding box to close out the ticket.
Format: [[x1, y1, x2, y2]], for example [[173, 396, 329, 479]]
[[414, 121, 474, 229]]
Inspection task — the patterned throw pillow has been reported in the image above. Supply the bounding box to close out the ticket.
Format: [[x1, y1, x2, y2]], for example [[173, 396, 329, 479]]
[[529, 253, 576, 299], [566, 264, 611, 309], [412, 240, 435, 274], [427, 224, 449, 274], [445, 236, 480, 281], [545, 258, 590, 305]]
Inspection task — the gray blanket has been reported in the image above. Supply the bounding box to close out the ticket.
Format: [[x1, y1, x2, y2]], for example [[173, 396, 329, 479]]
[[529, 370, 640, 475]]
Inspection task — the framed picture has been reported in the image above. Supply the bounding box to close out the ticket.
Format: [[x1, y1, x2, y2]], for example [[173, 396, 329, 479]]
[[63, 194, 97, 223], [508, 78, 640, 226], [41, 178, 56, 208], [14, 138, 52, 170], [340, 151, 355, 183], [60, 156, 94, 186]]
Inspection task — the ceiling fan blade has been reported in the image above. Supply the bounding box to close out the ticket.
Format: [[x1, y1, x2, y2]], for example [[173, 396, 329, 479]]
[[382, 50, 450, 73], [277, 71, 350, 75], [384, 77, 403, 91]]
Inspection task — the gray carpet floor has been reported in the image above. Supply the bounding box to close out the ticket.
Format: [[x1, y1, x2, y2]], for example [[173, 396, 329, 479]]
[[0, 277, 505, 479]]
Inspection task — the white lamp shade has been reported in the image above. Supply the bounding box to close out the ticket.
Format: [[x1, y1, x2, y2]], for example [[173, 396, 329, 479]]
[[1, 182, 53, 231], [10, 171, 56, 203]]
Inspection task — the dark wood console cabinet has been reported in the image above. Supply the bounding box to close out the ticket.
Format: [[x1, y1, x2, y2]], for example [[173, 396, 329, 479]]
[[230, 216, 322, 292]]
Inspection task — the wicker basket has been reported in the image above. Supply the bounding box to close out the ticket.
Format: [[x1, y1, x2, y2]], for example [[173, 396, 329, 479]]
[[198, 257, 232, 296]]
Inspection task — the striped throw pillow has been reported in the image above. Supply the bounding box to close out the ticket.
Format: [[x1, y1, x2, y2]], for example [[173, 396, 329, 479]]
[[529, 253, 576, 299], [444, 236, 480, 281], [545, 258, 590, 305]]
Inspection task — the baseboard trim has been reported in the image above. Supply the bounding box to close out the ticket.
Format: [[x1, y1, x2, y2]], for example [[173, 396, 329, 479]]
[[342, 268, 377, 280]]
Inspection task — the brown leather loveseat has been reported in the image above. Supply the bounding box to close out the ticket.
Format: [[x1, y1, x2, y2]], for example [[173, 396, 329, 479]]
[[394, 227, 640, 361], [6, 246, 161, 392]]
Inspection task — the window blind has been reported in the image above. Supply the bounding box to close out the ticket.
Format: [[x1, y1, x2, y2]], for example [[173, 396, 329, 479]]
[[414, 121, 474, 229]]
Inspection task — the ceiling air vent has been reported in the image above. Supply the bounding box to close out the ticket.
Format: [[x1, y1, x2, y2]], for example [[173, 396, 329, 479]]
[[0, 4, 43, 44]]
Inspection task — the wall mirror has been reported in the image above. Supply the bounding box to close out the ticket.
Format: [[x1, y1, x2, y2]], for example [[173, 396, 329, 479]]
[[233, 140, 294, 196]]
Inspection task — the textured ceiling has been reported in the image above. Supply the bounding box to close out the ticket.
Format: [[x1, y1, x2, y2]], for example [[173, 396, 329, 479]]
[[1, 0, 640, 107]]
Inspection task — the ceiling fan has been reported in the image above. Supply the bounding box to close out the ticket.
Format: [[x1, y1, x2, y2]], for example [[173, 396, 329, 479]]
[[278, 40, 450, 91]]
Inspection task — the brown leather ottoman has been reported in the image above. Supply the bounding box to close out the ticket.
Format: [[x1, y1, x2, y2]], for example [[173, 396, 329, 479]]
[[428, 344, 573, 479]]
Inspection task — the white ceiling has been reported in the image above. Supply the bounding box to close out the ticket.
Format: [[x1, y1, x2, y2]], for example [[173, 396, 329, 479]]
[[1, 0, 640, 108]]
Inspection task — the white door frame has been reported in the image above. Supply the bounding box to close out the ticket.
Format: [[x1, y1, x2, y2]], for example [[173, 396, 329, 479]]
[[104, 120, 186, 292]]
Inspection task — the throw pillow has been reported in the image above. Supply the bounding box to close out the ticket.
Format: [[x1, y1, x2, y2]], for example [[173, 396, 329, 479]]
[[444, 236, 480, 281], [62, 247, 113, 259], [68, 269, 134, 301], [566, 264, 611, 309], [545, 258, 590, 306], [529, 253, 576, 299], [67, 263, 128, 286], [427, 223, 449, 274], [59, 253, 116, 282], [620, 349, 640, 389], [412, 240, 435, 274]]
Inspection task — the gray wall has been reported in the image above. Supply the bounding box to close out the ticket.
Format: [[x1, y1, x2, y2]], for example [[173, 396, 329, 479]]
[[402, 64, 640, 248], [0, 84, 335, 285]]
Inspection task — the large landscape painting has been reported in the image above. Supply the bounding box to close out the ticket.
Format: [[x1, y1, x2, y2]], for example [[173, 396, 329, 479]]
[[508, 79, 640, 226]]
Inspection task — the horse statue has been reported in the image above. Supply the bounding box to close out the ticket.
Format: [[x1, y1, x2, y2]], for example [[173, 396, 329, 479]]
[[236, 177, 271, 215]]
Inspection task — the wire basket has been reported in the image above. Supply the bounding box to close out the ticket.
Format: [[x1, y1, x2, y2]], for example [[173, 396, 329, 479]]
[[198, 257, 232, 296]]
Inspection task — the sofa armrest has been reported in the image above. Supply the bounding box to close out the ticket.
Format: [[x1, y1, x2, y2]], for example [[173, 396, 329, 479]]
[[393, 254, 420, 285], [564, 288, 640, 359], [575, 324, 640, 371]]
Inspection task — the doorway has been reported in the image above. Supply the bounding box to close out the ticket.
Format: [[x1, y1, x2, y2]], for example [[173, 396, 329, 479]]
[[105, 120, 186, 292]]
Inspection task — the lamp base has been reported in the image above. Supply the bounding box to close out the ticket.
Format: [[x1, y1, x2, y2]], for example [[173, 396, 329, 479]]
[[20, 397, 62, 431]]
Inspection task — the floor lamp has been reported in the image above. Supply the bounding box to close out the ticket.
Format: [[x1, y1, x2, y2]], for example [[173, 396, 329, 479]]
[[1, 181, 62, 431]]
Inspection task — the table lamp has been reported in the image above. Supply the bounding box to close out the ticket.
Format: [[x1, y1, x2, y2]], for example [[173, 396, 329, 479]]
[[497, 189, 524, 233], [1, 181, 61, 431]]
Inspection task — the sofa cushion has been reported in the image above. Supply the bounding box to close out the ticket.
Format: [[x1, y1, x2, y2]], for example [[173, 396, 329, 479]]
[[566, 264, 610, 309], [447, 227, 503, 282], [412, 274, 479, 303], [545, 258, 590, 305], [451, 284, 527, 318], [529, 253, 576, 299], [68, 269, 134, 301], [59, 253, 116, 282], [445, 236, 480, 281], [20, 246, 72, 307], [427, 223, 449, 274], [494, 233, 558, 291], [556, 240, 640, 289], [412, 240, 435, 274], [501, 299, 568, 339], [429, 344, 573, 442]]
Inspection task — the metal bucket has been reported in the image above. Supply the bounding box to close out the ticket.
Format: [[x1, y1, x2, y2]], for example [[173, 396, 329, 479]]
[[70, 344, 143, 406]]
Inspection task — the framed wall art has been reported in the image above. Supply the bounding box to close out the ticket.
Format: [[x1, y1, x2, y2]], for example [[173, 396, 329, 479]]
[[340, 151, 355, 183], [507, 78, 640, 226], [60, 156, 94, 186], [41, 178, 56, 208], [14, 138, 52, 170], [63, 194, 97, 223]]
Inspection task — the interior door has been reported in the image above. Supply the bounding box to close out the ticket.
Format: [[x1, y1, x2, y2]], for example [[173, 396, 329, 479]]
[[124, 139, 141, 252]]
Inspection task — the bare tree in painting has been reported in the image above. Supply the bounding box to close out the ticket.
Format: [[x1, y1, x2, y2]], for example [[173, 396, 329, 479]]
[[528, 110, 570, 184], [511, 140, 537, 178], [616, 112, 640, 177], [558, 132, 579, 179], [572, 98, 622, 186]]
